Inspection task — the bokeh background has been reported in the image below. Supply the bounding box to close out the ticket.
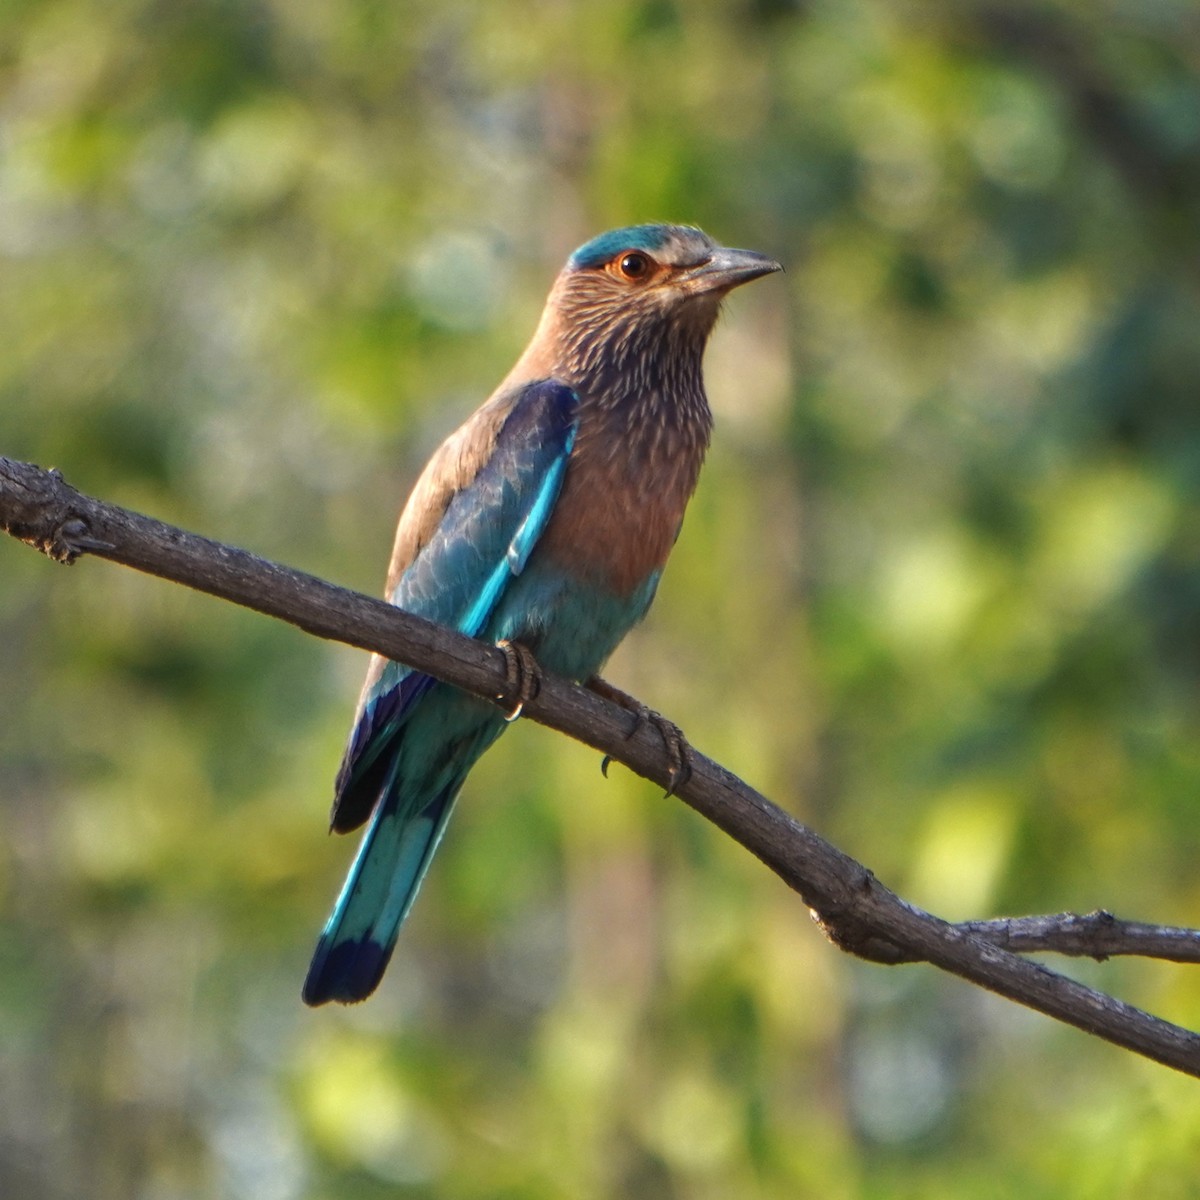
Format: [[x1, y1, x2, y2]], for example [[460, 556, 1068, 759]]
[[3, 1, 1200, 1196]]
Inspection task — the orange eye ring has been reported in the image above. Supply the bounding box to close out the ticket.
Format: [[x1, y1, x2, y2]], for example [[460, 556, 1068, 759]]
[[612, 251, 653, 281]]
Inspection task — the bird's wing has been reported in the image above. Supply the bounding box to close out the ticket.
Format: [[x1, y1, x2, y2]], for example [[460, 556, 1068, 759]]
[[329, 379, 579, 833]]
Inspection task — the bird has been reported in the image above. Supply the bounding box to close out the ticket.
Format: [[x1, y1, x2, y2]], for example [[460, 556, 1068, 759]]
[[303, 223, 781, 1006]]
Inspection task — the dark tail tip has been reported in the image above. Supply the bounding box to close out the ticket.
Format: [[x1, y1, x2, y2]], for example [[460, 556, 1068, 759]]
[[302, 937, 390, 1007]]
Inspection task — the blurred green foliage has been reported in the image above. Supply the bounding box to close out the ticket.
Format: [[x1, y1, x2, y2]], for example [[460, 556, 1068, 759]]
[[3, 0, 1200, 1196]]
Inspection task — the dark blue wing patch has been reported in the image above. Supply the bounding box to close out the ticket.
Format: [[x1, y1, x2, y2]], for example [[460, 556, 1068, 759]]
[[328, 379, 578, 833]]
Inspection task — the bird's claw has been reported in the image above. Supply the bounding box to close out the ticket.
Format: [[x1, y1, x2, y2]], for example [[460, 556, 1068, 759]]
[[640, 707, 692, 796], [589, 677, 693, 796], [660, 715, 693, 795], [497, 640, 541, 722]]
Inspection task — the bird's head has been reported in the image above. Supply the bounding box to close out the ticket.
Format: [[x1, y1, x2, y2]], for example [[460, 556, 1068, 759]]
[[520, 224, 781, 387], [564, 223, 780, 324]]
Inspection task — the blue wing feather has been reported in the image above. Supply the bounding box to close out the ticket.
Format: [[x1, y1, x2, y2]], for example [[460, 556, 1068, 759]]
[[506, 442, 573, 574], [390, 383, 578, 630], [329, 380, 578, 833], [304, 380, 578, 1005]]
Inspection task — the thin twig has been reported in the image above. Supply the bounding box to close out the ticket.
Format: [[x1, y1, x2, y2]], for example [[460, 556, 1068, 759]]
[[3, 453, 1200, 1077], [955, 911, 1200, 964]]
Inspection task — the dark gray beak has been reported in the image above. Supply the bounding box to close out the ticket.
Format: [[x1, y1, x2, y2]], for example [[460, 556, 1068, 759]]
[[683, 245, 783, 293]]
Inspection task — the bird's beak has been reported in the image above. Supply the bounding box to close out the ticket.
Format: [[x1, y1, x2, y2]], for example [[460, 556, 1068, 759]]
[[681, 246, 783, 294]]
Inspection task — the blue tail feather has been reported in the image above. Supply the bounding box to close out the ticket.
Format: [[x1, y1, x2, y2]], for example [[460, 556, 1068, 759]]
[[303, 776, 461, 1006]]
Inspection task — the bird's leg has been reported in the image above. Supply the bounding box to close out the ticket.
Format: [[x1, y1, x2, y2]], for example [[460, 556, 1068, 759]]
[[496, 640, 542, 722], [585, 676, 694, 797]]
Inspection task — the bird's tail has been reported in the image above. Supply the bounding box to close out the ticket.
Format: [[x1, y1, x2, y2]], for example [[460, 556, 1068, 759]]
[[302, 768, 465, 1006]]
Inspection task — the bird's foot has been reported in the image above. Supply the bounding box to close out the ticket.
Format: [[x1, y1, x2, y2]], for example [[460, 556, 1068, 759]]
[[586, 676, 694, 796], [497, 640, 542, 722]]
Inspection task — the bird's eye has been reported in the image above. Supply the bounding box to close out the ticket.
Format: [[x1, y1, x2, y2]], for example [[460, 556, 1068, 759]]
[[617, 252, 651, 279]]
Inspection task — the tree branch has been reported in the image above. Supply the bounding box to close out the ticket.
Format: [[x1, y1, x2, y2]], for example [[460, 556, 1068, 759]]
[[954, 911, 1200, 964], [3, 453, 1200, 1076]]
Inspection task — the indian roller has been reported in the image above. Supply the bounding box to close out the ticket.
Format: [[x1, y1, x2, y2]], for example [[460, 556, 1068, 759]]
[[303, 223, 781, 1005]]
